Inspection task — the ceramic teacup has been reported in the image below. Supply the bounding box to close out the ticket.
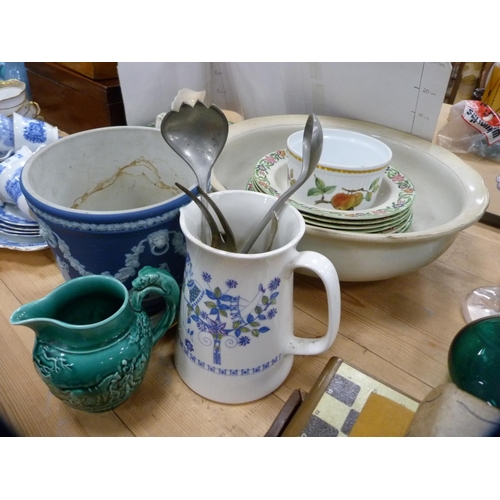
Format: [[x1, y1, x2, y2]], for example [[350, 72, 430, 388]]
[[175, 189, 342, 403], [13, 112, 58, 152], [15, 100, 40, 119], [0, 114, 14, 156], [0, 79, 27, 117], [0, 145, 37, 219], [287, 128, 392, 211]]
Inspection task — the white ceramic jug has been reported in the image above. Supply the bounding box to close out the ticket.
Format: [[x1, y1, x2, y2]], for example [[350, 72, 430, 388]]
[[175, 190, 341, 403]]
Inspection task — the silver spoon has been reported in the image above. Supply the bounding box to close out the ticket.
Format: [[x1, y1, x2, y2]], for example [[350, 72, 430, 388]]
[[265, 211, 279, 252], [160, 101, 236, 249], [240, 114, 323, 254], [177, 182, 276, 253], [160, 101, 229, 193]]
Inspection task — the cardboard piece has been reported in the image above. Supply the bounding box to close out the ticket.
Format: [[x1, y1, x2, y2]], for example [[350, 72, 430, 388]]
[[350, 392, 415, 437]]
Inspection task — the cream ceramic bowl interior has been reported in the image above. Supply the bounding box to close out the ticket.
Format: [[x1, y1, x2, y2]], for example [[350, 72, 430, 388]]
[[211, 114, 489, 282]]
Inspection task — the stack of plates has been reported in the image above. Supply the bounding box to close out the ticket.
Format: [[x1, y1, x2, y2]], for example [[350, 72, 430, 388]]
[[247, 150, 416, 234], [0, 203, 47, 251]]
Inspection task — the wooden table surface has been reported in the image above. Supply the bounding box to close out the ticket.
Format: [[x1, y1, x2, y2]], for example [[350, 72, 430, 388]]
[[1, 104, 499, 437]]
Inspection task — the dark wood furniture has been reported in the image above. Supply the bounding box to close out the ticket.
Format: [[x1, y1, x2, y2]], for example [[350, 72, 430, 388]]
[[25, 62, 126, 134]]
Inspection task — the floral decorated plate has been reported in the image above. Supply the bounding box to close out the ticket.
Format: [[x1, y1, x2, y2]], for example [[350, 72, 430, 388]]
[[247, 177, 413, 233], [301, 207, 413, 231], [250, 175, 413, 227], [303, 209, 413, 233], [252, 150, 416, 221]]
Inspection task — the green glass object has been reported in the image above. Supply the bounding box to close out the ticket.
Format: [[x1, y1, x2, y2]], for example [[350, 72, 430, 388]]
[[10, 266, 179, 412], [448, 315, 500, 408]]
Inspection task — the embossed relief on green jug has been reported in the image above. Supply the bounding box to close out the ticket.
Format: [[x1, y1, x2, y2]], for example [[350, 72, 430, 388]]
[[10, 266, 180, 412]]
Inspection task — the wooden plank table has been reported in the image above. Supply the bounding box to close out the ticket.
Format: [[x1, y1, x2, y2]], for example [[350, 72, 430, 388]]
[[1, 105, 499, 437]]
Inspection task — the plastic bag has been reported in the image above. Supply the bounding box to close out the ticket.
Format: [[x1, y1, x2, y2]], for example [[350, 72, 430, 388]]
[[437, 100, 500, 162]]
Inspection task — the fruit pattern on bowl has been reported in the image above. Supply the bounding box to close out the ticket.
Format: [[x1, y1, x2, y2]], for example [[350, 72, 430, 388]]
[[254, 150, 415, 220]]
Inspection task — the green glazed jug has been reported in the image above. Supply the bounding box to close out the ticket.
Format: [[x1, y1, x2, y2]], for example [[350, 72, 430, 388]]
[[10, 266, 180, 412]]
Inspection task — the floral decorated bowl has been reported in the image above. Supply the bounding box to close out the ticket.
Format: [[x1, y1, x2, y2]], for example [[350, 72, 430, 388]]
[[21, 126, 197, 292], [287, 128, 392, 211]]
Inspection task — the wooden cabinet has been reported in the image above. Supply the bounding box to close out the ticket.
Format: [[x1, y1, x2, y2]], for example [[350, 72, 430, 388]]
[[25, 62, 126, 134]]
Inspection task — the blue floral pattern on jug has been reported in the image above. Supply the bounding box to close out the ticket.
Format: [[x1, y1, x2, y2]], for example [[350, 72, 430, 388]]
[[182, 253, 280, 365], [23, 121, 46, 143]]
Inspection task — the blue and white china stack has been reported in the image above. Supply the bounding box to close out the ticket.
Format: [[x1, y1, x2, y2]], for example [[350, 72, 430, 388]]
[[0, 113, 59, 251]]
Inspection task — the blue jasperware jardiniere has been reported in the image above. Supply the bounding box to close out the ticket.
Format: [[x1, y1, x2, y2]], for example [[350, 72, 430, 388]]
[[20, 126, 197, 297]]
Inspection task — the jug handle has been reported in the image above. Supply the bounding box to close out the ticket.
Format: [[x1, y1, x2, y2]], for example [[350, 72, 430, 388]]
[[129, 266, 180, 344], [284, 250, 341, 356]]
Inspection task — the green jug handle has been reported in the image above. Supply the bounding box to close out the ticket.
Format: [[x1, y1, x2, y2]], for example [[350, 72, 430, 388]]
[[129, 266, 180, 344]]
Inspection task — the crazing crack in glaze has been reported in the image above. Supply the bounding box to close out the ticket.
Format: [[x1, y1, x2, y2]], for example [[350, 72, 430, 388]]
[[71, 157, 181, 209]]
